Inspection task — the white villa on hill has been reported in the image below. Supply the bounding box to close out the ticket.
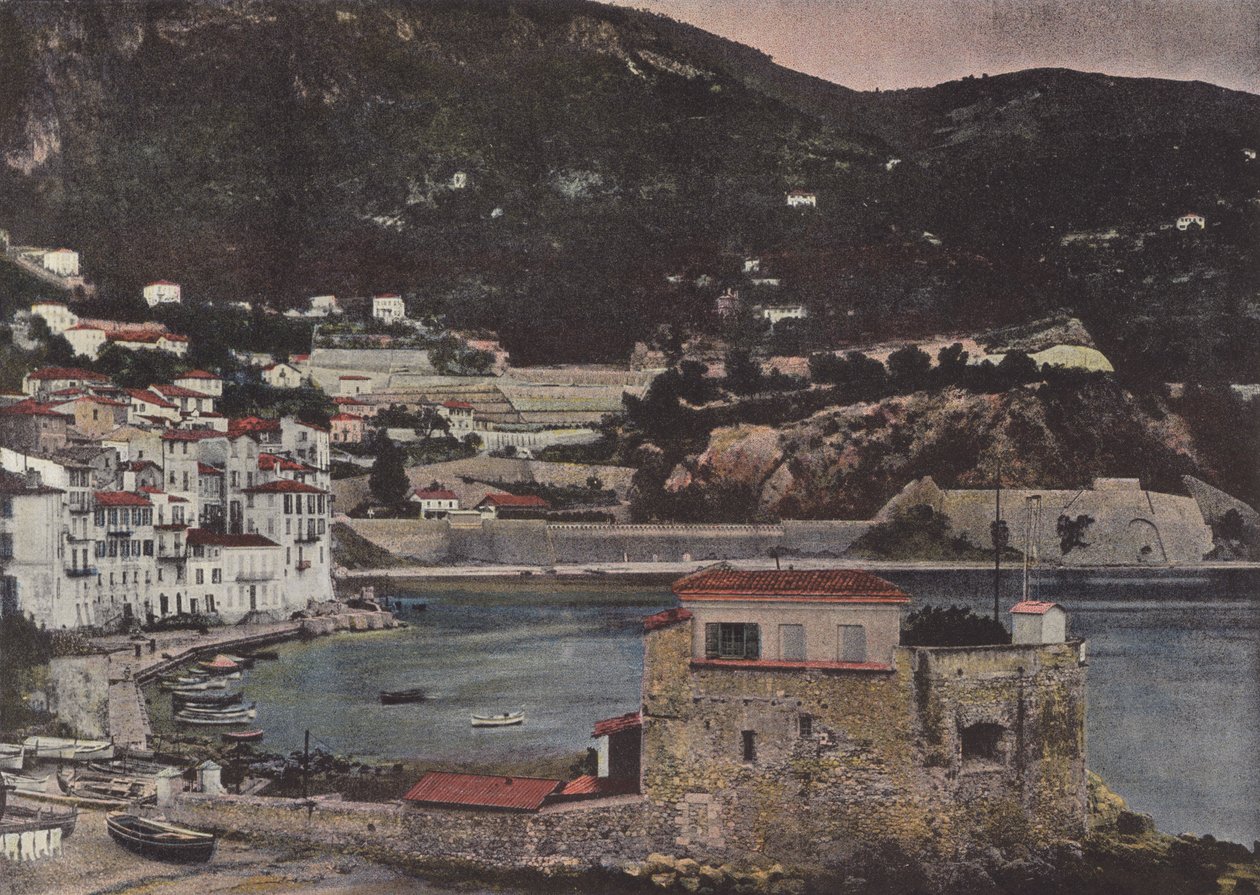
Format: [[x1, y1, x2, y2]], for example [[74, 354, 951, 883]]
[[143, 281, 182, 306], [372, 294, 406, 322], [261, 362, 304, 389], [31, 301, 78, 335], [42, 248, 79, 277], [785, 190, 816, 208], [1176, 213, 1206, 231], [761, 305, 807, 327]]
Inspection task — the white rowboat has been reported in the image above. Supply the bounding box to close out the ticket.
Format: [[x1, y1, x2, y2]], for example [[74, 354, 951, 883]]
[[470, 711, 525, 728], [22, 737, 115, 762], [0, 743, 23, 771]]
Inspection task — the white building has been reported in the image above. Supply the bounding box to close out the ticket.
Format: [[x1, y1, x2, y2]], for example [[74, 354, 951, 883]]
[[785, 190, 817, 208], [437, 400, 474, 435], [261, 362, 304, 389], [1176, 213, 1206, 231], [64, 325, 107, 359], [143, 281, 182, 307], [30, 301, 78, 335], [1010, 601, 1068, 645], [410, 487, 460, 519], [308, 295, 340, 316], [761, 305, 808, 327], [337, 375, 371, 397], [372, 294, 406, 322], [174, 370, 224, 398], [42, 249, 80, 277]]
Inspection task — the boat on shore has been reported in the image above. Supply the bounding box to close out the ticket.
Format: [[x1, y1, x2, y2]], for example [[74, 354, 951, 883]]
[[379, 688, 426, 705], [0, 803, 78, 838], [2, 772, 52, 793], [175, 706, 257, 725], [22, 737, 115, 762], [471, 710, 525, 728], [88, 758, 181, 777], [221, 730, 264, 744], [0, 743, 23, 771], [106, 813, 216, 862], [197, 655, 241, 675], [173, 691, 243, 708], [169, 679, 228, 695]]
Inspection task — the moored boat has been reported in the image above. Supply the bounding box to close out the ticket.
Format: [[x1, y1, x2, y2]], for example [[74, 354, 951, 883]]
[[379, 688, 426, 705], [2, 772, 52, 793], [106, 813, 216, 862], [169, 679, 228, 695], [175, 706, 257, 725], [470, 710, 525, 728], [221, 730, 264, 744], [223, 654, 256, 669], [173, 691, 243, 708], [197, 655, 241, 675], [0, 743, 23, 771], [22, 736, 115, 762]]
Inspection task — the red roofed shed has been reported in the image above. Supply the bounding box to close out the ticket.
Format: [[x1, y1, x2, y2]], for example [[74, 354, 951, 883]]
[[402, 772, 562, 813]]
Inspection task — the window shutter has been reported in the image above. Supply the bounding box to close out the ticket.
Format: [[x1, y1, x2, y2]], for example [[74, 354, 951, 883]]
[[745, 624, 760, 660], [705, 623, 719, 658]]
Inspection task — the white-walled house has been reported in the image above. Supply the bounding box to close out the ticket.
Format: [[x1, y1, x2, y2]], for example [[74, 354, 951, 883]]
[[372, 294, 406, 322], [1176, 213, 1206, 231], [65, 325, 107, 359], [761, 305, 808, 327], [31, 301, 78, 335], [437, 400, 474, 434], [411, 487, 460, 518], [337, 375, 371, 397], [143, 281, 182, 306], [42, 248, 80, 277], [785, 190, 817, 208], [309, 294, 340, 316], [261, 362, 304, 389], [175, 370, 224, 398]]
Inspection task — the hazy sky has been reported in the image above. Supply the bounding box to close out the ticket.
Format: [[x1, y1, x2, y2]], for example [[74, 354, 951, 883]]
[[611, 0, 1260, 94]]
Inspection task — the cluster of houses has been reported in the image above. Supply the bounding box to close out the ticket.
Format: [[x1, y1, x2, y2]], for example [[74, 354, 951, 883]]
[[409, 487, 549, 522], [0, 365, 334, 630], [31, 299, 190, 360]]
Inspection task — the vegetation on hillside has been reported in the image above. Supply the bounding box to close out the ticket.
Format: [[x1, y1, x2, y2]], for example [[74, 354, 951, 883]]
[[847, 505, 1021, 563]]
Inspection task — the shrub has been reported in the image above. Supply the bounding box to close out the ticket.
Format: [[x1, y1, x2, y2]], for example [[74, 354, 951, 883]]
[[901, 605, 1011, 647]]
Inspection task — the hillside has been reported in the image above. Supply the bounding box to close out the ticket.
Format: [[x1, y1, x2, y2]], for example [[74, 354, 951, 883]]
[[0, 0, 1255, 378]]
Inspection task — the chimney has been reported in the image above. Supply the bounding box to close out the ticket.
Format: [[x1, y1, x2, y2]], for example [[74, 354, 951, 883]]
[[23, 468, 42, 489]]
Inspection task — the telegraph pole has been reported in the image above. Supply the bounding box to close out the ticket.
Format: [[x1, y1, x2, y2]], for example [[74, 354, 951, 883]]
[[993, 457, 1002, 623], [302, 729, 310, 799]]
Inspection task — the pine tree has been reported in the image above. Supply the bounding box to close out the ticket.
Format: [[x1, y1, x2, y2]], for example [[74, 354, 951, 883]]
[[369, 438, 409, 509]]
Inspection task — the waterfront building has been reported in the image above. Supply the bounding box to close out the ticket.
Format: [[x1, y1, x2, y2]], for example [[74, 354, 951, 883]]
[[1010, 600, 1068, 644]]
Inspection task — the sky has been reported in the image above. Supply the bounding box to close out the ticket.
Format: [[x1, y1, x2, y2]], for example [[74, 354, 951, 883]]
[[610, 0, 1260, 95]]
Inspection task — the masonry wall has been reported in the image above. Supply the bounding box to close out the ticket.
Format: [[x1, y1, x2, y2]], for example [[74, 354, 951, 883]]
[[640, 621, 1088, 870], [41, 654, 110, 739]]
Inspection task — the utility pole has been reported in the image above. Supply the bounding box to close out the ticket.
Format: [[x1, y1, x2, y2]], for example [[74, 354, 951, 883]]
[[302, 729, 310, 800], [993, 456, 1002, 623]]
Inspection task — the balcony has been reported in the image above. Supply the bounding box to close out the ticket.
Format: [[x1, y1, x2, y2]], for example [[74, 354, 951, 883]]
[[295, 533, 320, 544], [65, 566, 98, 578], [295, 560, 311, 571], [106, 529, 133, 538]]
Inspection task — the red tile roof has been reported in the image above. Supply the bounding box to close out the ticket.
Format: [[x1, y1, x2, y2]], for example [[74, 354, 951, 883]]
[[229, 416, 281, 433], [0, 469, 62, 496], [160, 428, 222, 441], [413, 488, 458, 500], [402, 772, 562, 812], [592, 711, 641, 738], [177, 370, 219, 380], [93, 491, 151, 507], [65, 324, 103, 332], [197, 462, 224, 475], [125, 388, 177, 409], [243, 479, 325, 494], [556, 775, 639, 799], [161, 333, 190, 342], [672, 567, 909, 604], [333, 396, 365, 405], [258, 453, 307, 472], [339, 375, 370, 380], [329, 413, 362, 422], [26, 367, 109, 381], [108, 330, 163, 344], [643, 607, 692, 632], [442, 400, 474, 410], [123, 460, 160, 471], [477, 493, 550, 509], [186, 529, 279, 549], [147, 280, 179, 286], [1010, 601, 1061, 615], [151, 383, 212, 399]]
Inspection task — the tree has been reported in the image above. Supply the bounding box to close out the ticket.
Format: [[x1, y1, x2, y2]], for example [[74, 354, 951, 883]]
[[887, 344, 932, 392], [368, 438, 409, 508], [936, 342, 970, 384], [724, 347, 762, 396], [902, 605, 1011, 647]]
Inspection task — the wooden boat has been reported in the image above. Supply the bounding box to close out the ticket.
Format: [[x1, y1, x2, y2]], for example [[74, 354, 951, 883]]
[[159, 672, 207, 685], [175, 706, 256, 725], [0, 803, 78, 838], [221, 730, 264, 744], [379, 688, 426, 705], [88, 759, 179, 777], [470, 710, 525, 728], [22, 737, 115, 762], [0, 743, 23, 771], [2, 772, 51, 793], [106, 813, 216, 862], [223, 654, 256, 669], [71, 774, 155, 801], [197, 655, 241, 675], [173, 691, 243, 708], [169, 679, 228, 694]]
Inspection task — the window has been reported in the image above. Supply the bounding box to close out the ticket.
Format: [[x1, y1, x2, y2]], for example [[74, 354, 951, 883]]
[[0, 497, 11, 518], [195, 569, 204, 585], [108, 508, 118, 526], [94, 509, 105, 527], [779, 624, 806, 662], [799, 715, 813, 738], [0, 533, 11, 560], [961, 723, 1005, 765], [231, 471, 239, 488], [211, 569, 221, 583], [143, 540, 154, 556], [182, 472, 189, 491], [837, 625, 867, 663], [284, 494, 292, 514], [95, 542, 106, 558], [108, 540, 118, 557], [741, 730, 756, 763], [704, 623, 760, 660]]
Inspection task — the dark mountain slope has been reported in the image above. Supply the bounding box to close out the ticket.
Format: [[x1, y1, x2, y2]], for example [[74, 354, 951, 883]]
[[0, 0, 1254, 376]]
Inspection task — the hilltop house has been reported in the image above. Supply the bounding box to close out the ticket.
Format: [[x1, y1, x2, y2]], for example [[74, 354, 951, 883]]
[[785, 190, 816, 208], [65, 325, 107, 359], [411, 487, 460, 519], [174, 370, 223, 398], [372, 294, 406, 323], [337, 375, 371, 397], [1176, 212, 1206, 231], [30, 301, 78, 335], [761, 305, 807, 327], [143, 281, 182, 306], [42, 248, 79, 277], [261, 362, 303, 389], [436, 400, 474, 435]]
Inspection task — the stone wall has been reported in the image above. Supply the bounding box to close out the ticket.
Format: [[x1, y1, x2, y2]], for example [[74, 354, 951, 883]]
[[41, 654, 110, 739], [640, 619, 1088, 870]]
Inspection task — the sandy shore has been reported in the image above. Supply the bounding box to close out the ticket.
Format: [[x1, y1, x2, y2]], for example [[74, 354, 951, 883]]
[[3, 810, 458, 895]]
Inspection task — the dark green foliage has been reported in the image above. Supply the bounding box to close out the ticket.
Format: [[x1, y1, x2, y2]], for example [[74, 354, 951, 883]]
[[901, 604, 1012, 647], [848, 504, 1018, 561], [723, 347, 763, 396], [887, 344, 932, 392], [368, 437, 409, 508], [0, 612, 52, 729]]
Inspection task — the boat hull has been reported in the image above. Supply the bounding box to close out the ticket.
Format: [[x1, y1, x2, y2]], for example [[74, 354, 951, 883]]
[[106, 813, 216, 863], [0, 805, 78, 838], [0, 745, 23, 771], [470, 712, 525, 727], [379, 689, 426, 705]]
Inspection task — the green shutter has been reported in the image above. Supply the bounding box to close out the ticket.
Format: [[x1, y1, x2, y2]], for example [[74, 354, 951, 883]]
[[705, 623, 719, 658], [745, 624, 760, 660]]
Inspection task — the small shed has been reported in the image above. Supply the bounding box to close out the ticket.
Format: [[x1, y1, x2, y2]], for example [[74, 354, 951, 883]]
[[591, 711, 642, 782], [1009, 601, 1068, 645]]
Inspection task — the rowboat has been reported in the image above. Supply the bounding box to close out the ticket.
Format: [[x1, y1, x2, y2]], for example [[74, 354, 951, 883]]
[[379, 688, 426, 705], [106, 813, 216, 863], [71, 774, 155, 801], [173, 691, 243, 708], [197, 655, 241, 675], [221, 730, 264, 744], [88, 759, 180, 777], [22, 737, 115, 762], [0, 743, 23, 771], [0, 804, 78, 838], [223, 654, 256, 669], [169, 679, 228, 694], [471, 710, 525, 728], [159, 673, 208, 687], [2, 772, 51, 793], [175, 707, 257, 726]]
